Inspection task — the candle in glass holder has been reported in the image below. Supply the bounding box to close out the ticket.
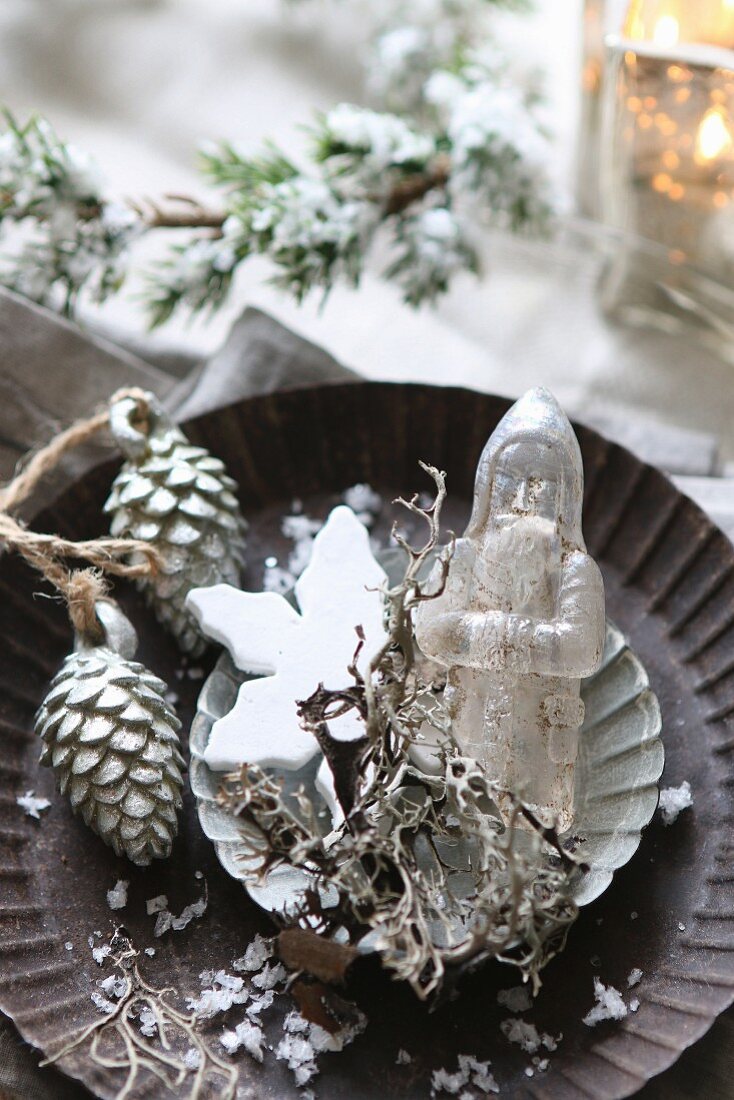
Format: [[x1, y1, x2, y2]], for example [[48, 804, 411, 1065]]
[[624, 0, 734, 49], [598, 2, 734, 340]]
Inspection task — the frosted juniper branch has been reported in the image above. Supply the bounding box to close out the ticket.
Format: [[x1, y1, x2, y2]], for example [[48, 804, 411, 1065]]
[[0, 0, 553, 324]]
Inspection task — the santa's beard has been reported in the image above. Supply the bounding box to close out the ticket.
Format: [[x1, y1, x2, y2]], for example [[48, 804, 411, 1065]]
[[478, 514, 559, 611]]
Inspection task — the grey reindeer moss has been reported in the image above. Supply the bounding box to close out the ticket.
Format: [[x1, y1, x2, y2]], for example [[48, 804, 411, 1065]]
[[219, 465, 582, 1000]]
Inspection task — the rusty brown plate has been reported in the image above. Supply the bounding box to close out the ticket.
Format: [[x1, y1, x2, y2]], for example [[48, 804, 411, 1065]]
[[0, 382, 733, 1100]]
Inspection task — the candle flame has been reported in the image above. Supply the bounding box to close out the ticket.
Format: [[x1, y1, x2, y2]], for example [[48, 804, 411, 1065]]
[[653, 14, 680, 46], [623, 1, 734, 47], [695, 106, 734, 163]]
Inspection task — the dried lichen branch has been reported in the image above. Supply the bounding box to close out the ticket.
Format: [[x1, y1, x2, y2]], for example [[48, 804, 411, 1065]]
[[219, 464, 581, 999], [42, 932, 237, 1100]]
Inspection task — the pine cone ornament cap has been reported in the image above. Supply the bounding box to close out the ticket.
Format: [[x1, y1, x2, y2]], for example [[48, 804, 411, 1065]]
[[104, 391, 247, 656], [35, 600, 185, 866]]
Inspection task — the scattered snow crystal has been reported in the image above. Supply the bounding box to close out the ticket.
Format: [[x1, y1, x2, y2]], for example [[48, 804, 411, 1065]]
[[282, 513, 324, 578], [183, 1047, 201, 1071], [276, 1008, 367, 1088], [251, 961, 286, 990], [627, 968, 643, 988], [146, 894, 168, 915], [221, 1018, 266, 1061], [431, 1053, 499, 1095], [501, 1018, 560, 1054], [153, 887, 207, 937], [583, 978, 628, 1027], [16, 790, 51, 819], [90, 990, 116, 1015], [106, 879, 129, 911], [233, 934, 272, 973], [186, 971, 249, 1018], [98, 974, 126, 1000], [497, 985, 532, 1013], [138, 1006, 158, 1037], [659, 781, 693, 825], [92, 944, 112, 966], [343, 484, 382, 525]]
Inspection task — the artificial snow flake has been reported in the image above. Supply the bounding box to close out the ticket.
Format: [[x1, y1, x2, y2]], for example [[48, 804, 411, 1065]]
[[282, 512, 323, 577], [500, 1018, 542, 1054], [431, 1053, 499, 1096], [91, 990, 116, 1015], [342, 484, 382, 526], [582, 978, 628, 1027], [138, 1006, 158, 1037], [188, 506, 387, 818], [233, 934, 273, 974], [246, 990, 275, 1018], [275, 1008, 367, 1089], [497, 985, 532, 1013], [92, 944, 112, 966], [98, 974, 127, 1001], [659, 781, 693, 825], [627, 968, 643, 988], [251, 962, 286, 990], [16, 790, 51, 819], [153, 887, 208, 937], [183, 1047, 202, 1071], [106, 879, 129, 911], [501, 1018, 560, 1054], [146, 894, 168, 916], [220, 1019, 265, 1061], [186, 972, 249, 1018]]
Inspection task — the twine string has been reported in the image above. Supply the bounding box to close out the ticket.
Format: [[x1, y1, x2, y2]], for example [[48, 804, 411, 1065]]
[[0, 387, 162, 640]]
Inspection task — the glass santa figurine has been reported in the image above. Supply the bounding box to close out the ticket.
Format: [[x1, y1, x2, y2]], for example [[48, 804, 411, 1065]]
[[416, 387, 605, 833]]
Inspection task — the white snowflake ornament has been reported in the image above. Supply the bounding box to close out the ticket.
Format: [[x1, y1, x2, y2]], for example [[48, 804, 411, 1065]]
[[187, 507, 387, 816]]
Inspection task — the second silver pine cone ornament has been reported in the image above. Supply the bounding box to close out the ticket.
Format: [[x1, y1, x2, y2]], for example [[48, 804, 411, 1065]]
[[36, 601, 184, 865], [104, 391, 248, 656]]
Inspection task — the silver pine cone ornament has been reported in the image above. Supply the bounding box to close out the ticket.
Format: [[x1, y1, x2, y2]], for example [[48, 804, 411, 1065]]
[[35, 601, 184, 865], [104, 391, 247, 656]]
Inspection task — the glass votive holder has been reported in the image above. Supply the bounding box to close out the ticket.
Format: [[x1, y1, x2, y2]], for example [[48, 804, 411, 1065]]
[[597, 36, 734, 347], [577, 0, 629, 216]]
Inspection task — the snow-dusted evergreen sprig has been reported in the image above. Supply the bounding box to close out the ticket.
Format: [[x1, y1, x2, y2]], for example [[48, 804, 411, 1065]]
[[0, 0, 553, 323], [0, 112, 139, 312], [367, 0, 533, 114]]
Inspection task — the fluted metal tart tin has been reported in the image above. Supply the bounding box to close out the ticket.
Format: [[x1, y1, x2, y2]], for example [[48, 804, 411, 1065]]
[[0, 383, 731, 1100]]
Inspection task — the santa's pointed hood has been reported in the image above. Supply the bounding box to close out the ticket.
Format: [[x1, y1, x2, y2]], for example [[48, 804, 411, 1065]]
[[466, 387, 586, 551]]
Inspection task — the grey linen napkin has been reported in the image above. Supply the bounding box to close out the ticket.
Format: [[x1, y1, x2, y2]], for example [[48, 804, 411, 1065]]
[[0, 289, 731, 1099]]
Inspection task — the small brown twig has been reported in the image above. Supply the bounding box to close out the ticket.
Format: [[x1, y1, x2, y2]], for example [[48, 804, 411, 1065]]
[[382, 154, 451, 216], [131, 196, 226, 231]]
